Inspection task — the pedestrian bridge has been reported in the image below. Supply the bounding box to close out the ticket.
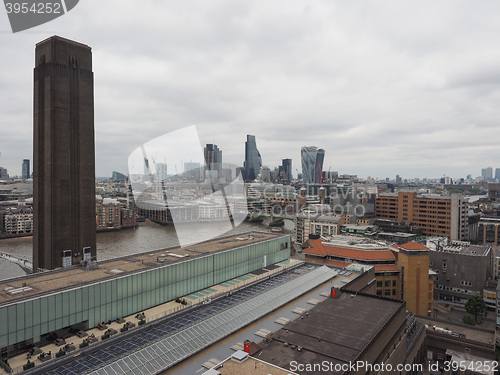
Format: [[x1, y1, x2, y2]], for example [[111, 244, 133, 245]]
[[0, 252, 33, 273]]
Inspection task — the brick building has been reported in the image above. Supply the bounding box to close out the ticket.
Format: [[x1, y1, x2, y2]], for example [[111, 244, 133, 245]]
[[375, 192, 468, 240]]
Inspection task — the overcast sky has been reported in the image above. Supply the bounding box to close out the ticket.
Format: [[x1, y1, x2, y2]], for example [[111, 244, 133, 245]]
[[1, 1, 500, 180]]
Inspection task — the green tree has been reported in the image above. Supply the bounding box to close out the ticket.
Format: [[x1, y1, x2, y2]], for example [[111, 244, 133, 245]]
[[465, 295, 486, 324], [462, 314, 475, 325]]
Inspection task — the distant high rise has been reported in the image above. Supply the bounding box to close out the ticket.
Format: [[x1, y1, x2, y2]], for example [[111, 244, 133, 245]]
[[0, 166, 8, 179], [482, 167, 493, 180], [495, 169, 500, 181], [155, 163, 168, 181], [301, 146, 325, 184], [204, 144, 222, 167], [282, 158, 292, 181], [22, 159, 30, 180], [486, 167, 493, 179], [244, 135, 261, 181], [204, 144, 222, 171], [33, 36, 96, 271]]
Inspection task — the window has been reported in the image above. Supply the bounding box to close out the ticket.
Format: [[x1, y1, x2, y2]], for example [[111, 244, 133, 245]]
[[376, 281, 382, 288], [385, 280, 391, 287], [385, 289, 391, 296], [392, 280, 396, 287], [376, 290, 382, 296]]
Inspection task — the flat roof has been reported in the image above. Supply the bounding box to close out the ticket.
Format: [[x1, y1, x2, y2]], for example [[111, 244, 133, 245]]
[[378, 232, 417, 238], [433, 244, 491, 256], [0, 231, 284, 305], [257, 292, 404, 374], [417, 316, 495, 345], [215, 356, 298, 375]]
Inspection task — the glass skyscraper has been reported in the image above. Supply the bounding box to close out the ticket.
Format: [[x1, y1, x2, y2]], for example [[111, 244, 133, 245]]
[[204, 144, 222, 170], [22, 159, 30, 180], [244, 135, 262, 181], [282, 158, 292, 181], [301, 146, 325, 184]]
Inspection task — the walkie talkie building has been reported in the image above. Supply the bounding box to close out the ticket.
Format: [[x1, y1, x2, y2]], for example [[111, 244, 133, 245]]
[[301, 146, 325, 184]]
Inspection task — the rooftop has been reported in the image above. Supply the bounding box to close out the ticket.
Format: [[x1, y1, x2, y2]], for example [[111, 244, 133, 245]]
[[430, 241, 491, 256], [417, 316, 495, 346], [304, 239, 395, 262], [0, 231, 283, 305], [213, 356, 298, 375], [378, 192, 454, 200], [257, 291, 404, 375], [374, 264, 400, 272]]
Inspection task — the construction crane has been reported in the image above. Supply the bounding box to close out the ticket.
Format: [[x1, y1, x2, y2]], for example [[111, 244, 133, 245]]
[[140, 145, 154, 183]]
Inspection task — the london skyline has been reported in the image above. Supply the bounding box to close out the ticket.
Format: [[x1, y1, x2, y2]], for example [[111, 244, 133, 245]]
[[1, 1, 500, 179]]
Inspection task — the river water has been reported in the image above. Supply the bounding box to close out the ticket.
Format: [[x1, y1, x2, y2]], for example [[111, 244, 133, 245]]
[[0, 220, 294, 280]]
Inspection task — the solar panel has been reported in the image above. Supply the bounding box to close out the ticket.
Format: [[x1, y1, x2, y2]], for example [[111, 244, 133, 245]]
[[45, 266, 334, 375]]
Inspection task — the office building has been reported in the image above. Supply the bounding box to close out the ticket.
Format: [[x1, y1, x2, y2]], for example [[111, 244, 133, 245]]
[[300, 146, 324, 184], [482, 167, 493, 180], [21, 159, 30, 180], [0, 167, 8, 179], [204, 144, 222, 170], [204, 144, 222, 180], [155, 162, 168, 181], [427, 239, 492, 306], [282, 158, 292, 181], [375, 192, 468, 240], [243, 135, 261, 181], [33, 36, 96, 271]]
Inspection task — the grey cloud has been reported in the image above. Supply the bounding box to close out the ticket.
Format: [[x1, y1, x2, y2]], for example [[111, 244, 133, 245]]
[[2, 0, 500, 178]]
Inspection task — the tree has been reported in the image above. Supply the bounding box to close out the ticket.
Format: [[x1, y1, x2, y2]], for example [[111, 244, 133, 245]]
[[462, 314, 475, 325], [465, 295, 486, 324]]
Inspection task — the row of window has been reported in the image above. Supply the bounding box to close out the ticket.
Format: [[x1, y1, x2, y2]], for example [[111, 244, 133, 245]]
[[376, 280, 397, 288], [436, 285, 474, 294], [376, 289, 397, 296]]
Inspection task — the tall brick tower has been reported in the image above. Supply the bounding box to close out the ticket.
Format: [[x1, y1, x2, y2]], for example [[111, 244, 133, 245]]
[[33, 36, 96, 271]]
